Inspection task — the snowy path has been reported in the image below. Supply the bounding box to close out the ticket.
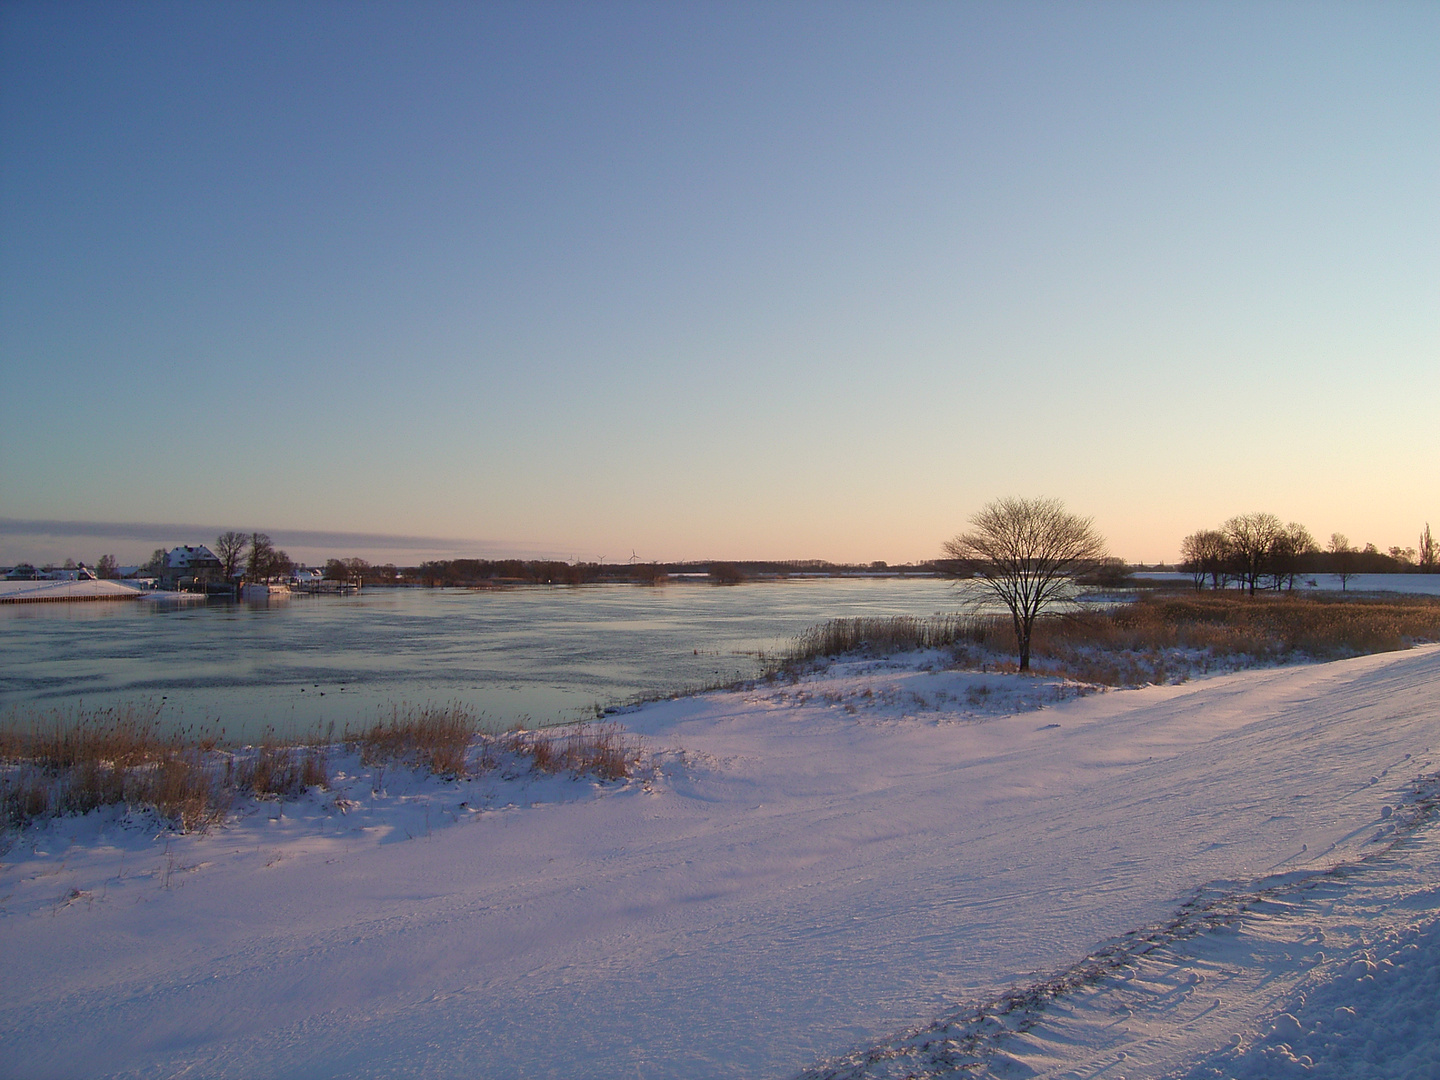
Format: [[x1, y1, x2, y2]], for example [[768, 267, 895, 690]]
[[1018, 825, 1440, 1080], [800, 777, 1440, 1078], [3, 647, 1439, 1078]]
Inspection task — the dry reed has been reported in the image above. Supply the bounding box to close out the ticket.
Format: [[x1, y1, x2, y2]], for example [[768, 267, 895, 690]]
[[1034, 593, 1440, 674], [778, 614, 1003, 666], [233, 736, 331, 799], [0, 704, 230, 831], [4, 698, 644, 834], [354, 703, 477, 776], [775, 594, 1440, 687], [515, 722, 632, 781]]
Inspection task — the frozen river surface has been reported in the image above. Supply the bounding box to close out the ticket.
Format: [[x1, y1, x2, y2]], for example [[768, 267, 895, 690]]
[[0, 578, 966, 740]]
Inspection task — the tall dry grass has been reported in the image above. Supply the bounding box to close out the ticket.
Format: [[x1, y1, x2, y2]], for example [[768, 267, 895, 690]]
[[353, 703, 476, 776], [774, 594, 1440, 687], [0, 704, 230, 831], [517, 721, 632, 782], [783, 614, 1000, 662], [233, 736, 331, 799], [3, 697, 641, 836], [1036, 593, 1440, 666], [352, 705, 638, 783]]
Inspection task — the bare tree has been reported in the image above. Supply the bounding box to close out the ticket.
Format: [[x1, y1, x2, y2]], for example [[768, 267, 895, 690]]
[[271, 549, 295, 581], [95, 554, 119, 579], [246, 532, 276, 582], [1180, 529, 1230, 591], [1223, 512, 1284, 596], [1329, 533, 1357, 591], [1421, 524, 1436, 574], [1271, 522, 1317, 591], [214, 531, 248, 582], [942, 496, 1107, 672]]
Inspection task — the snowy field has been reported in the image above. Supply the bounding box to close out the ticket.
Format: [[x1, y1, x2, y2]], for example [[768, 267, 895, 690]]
[[4, 646, 1440, 1078]]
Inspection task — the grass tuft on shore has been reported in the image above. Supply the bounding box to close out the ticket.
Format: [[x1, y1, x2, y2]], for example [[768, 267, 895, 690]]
[[517, 721, 632, 782], [355, 704, 475, 777]]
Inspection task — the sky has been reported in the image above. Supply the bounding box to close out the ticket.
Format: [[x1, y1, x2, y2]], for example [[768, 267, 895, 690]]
[[1, 1, 1436, 567]]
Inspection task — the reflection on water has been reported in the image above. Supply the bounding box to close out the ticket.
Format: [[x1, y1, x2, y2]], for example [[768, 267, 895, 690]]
[[0, 579, 970, 741]]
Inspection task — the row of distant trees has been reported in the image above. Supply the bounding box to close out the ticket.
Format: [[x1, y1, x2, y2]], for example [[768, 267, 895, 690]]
[[404, 558, 915, 587], [322, 557, 401, 585], [412, 559, 599, 587], [47, 550, 911, 588], [1181, 514, 1437, 594]]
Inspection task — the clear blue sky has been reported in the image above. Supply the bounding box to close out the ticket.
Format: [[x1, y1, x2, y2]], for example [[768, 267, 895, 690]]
[[2, 1, 1436, 565]]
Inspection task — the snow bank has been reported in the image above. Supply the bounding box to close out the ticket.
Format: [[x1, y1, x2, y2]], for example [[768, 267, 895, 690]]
[[0, 579, 197, 602], [3, 647, 1440, 1079]]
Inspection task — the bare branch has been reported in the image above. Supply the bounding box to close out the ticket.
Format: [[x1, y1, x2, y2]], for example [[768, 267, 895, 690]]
[[942, 497, 1107, 671]]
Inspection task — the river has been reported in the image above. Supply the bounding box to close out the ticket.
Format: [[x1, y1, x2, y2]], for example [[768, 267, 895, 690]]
[[0, 578, 968, 741]]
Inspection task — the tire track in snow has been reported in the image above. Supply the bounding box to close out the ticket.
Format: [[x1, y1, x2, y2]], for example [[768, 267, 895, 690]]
[[794, 771, 1440, 1079]]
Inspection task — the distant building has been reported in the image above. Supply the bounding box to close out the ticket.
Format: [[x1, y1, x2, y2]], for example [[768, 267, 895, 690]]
[[4, 563, 40, 581], [290, 567, 323, 587], [161, 545, 222, 589]]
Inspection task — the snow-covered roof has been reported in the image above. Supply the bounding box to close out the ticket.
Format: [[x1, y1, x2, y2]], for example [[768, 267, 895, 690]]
[[166, 545, 219, 569]]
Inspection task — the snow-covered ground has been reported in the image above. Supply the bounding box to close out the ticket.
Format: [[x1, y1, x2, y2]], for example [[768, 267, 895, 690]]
[[3, 647, 1440, 1079], [0, 579, 198, 602]]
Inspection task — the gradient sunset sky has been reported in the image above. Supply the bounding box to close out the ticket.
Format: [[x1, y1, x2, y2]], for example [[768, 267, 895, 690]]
[[2, 2, 1435, 566]]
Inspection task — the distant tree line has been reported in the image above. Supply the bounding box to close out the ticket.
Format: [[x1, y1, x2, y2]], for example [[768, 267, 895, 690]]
[[321, 558, 398, 585], [400, 559, 940, 587], [1181, 514, 1437, 594], [22, 550, 936, 588]]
